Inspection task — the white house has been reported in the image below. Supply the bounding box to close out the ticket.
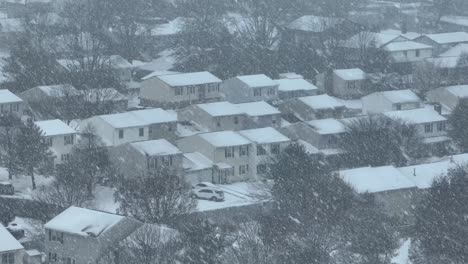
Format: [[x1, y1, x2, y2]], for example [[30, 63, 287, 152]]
[[0, 89, 24, 116], [82, 108, 177, 147], [415, 32, 468, 55], [238, 127, 291, 179], [0, 224, 24, 264], [109, 139, 184, 178], [331, 68, 367, 99], [382, 41, 433, 63], [426, 85, 468, 114], [140, 71, 222, 108], [361, 89, 421, 114], [222, 74, 279, 103], [35, 119, 77, 167], [274, 78, 318, 100], [278, 94, 346, 121], [177, 131, 252, 183]]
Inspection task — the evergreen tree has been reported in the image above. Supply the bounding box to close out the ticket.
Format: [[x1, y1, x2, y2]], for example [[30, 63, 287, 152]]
[[15, 118, 53, 190], [0, 114, 22, 179], [448, 99, 468, 152]]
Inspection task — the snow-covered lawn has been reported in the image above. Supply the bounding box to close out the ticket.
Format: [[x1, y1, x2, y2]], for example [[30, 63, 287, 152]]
[[6, 217, 44, 243], [0, 167, 53, 199], [392, 239, 411, 264]]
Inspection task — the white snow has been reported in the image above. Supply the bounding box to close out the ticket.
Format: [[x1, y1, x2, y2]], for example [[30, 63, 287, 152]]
[[198, 101, 245, 117], [384, 108, 446, 124], [306, 118, 346, 134], [0, 224, 23, 252], [98, 108, 176, 128], [44, 206, 125, 237], [439, 43, 468, 57], [275, 78, 318, 92], [333, 68, 366, 81], [339, 166, 417, 193], [278, 72, 304, 79], [149, 17, 186, 36], [238, 127, 290, 144], [384, 41, 432, 52], [0, 89, 22, 104], [35, 119, 77, 136], [141, 70, 180, 81], [130, 139, 181, 156], [236, 101, 280, 116], [34, 84, 79, 97], [445, 85, 468, 98], [109, 55, 133, 69], [298, 94, 345, 110], [158, 71, 222, 87], [379, 89, 421, 104], [136, 49, 176, 72], [84, 88, 127, 102], [199, 131, 251, 147], [380, 29, 421, 40], [392, 239, 412, 264], [197, 182, 264, 211], [297, 139, 320, 154], [421, 32, 468, 44], [183, 152, 214, 171], [236, 74, 277, 88]]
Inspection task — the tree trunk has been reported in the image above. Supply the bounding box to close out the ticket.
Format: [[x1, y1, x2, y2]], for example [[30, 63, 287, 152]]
[[30, 170, 36, 190]]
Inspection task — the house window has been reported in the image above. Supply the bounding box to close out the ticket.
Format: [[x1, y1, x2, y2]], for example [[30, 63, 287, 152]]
[[215, 118, 221, 127], [347, 81, 356, 89], [61, 154, 70, 161], [267, 89, 276, 96], [174, 87, 184, 96], [148, 157, 157, 169], [46, 137, 53, 147], [1, 253, 15, 264], [424, 123, 433, 133], [254, 88, 262, 96], [225, 147, 234, 158], [257, 164, 267, 175], [437, 122, 446, 131], [139, 128, 144, 137], [271, 144, 280, 155], [49, 230, 64, 243], [239, 145, 249, 156], [416, 49, 420, 57], [148, 127, 153, 136], [48, 253, 57, 263], [403, 50, 408, 57], [187, 86, 196, 94], [64, 135, 74, 145], [396, 104, 402, 110], [119, 129, 124, 139], [234, 116, 239, 124], [257, 145, 266, 156], [239, 164, 249, 175]]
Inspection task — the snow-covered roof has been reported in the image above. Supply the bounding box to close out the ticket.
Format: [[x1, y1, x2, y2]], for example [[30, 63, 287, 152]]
[[278, 72, 304, 79], [445, 85, 468, 98], [341, 32, 407, 49], [197, 101, 244, 117], [383, 108, 447, 124], [141, 70, 179, 81], [0, 224, 23, 252], [44, 206, 125, 237], [333, 68, 366, 81], [440, 16, 468, 27], [0, 89, 22, 104], [288, 15, 343, 32], [84, 88, 127, 102], [398, 154, 468, 189], [380, 29, 421, 40], [35, 119, 77, 136], [239, 127, 290, 144], [420, 32, 468, 44], [298, 94, 345, 110], [383, 41, 432, 51], [157, 71, 221, 87], [339, 166, 417, 193], [236, 101, 280, 116], [306, 118, 346, 134], [439, 43, 468, 57], [34, 84, 79, 97], [199, 131, 251, 147], [183, 152, 214, 171], [275, 78, 318, 92], [296, 139, 320, 154], [129, 139, 181, 156], [98, 108, 177, 128], [376, 89, 421, 104], [236, 74, 277, 88]]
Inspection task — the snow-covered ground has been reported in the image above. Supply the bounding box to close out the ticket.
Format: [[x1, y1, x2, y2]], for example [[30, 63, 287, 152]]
[[0, 167, 53, 199], [392, 239, 411, 264]]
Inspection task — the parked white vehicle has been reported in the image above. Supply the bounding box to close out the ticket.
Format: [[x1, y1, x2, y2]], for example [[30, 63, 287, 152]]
[[192, 187, 225, 202]]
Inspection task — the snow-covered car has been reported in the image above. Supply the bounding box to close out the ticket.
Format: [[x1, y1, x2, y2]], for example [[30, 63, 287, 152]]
[[192, 188, 224, 202], [192, 182, 219, 190]]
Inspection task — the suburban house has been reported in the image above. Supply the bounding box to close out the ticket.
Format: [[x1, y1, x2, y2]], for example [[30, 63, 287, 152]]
[[35, 119, 77, 167], [278, 94, 346, 121], [177, 131, 252, 183], [339, 166, 419, 220], [178, 101, 281, 131], [361, 89, 421, 114], [183, 152, 220, 185], [415, 32, 468, 55], [426, 85, 468, 114], [239, 127, 291, 179], [109, 139, 184, 178], [44, 206, 142, 264], [383, 108, 450, 154], [81, 108, 177, 147], [0, 224, 24, 264], [222, 74, 279, 103], [274, 78, 318, 100], [0, 89, 25, 116], [139, 71, 222, 108], [331, 68, 367, 99], [382, 40, 433, 64], [83, 88, 129, 114], [20, 84, 81, 103]]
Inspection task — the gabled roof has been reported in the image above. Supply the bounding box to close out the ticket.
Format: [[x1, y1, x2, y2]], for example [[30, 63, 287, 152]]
[[275, 78, 318, 92], [157, 71, 222, 87], [367, 89, 421, 104], [44, 206, 126, 237], [236, 74, 277, 88], [419, 32, 468, 44], [129, 139, 181, 156], [35, 119, 77, 136], [298, 94, 345, 110], [197, 101, 244, 117], [198, 131, 251, 147], [97, 108, 177, 129], [288, 15, 343, 32], [383, 41, 432, 51], [238, 127, 290, 144], [333, 68, 366, 81], [0, 89, 22, 104], [339, 165, 417, 193], [379, 29, 422, 40], [306, 118, 346, 135], [236, 101, 280, 116], [0, 224, 23, 252], [383, 108, 447, 124]]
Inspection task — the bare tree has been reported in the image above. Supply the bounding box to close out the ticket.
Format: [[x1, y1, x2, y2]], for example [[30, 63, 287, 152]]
[[413, 61, 443, 99]]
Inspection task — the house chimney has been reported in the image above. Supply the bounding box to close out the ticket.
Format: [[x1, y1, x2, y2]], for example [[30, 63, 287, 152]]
[[434, 103, 442, 115]]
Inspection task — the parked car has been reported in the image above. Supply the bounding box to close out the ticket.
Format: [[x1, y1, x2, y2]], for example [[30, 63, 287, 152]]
[[0, 182, 14, 195], [192, 188, 225, 202], [192, 182, 219, 190]]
